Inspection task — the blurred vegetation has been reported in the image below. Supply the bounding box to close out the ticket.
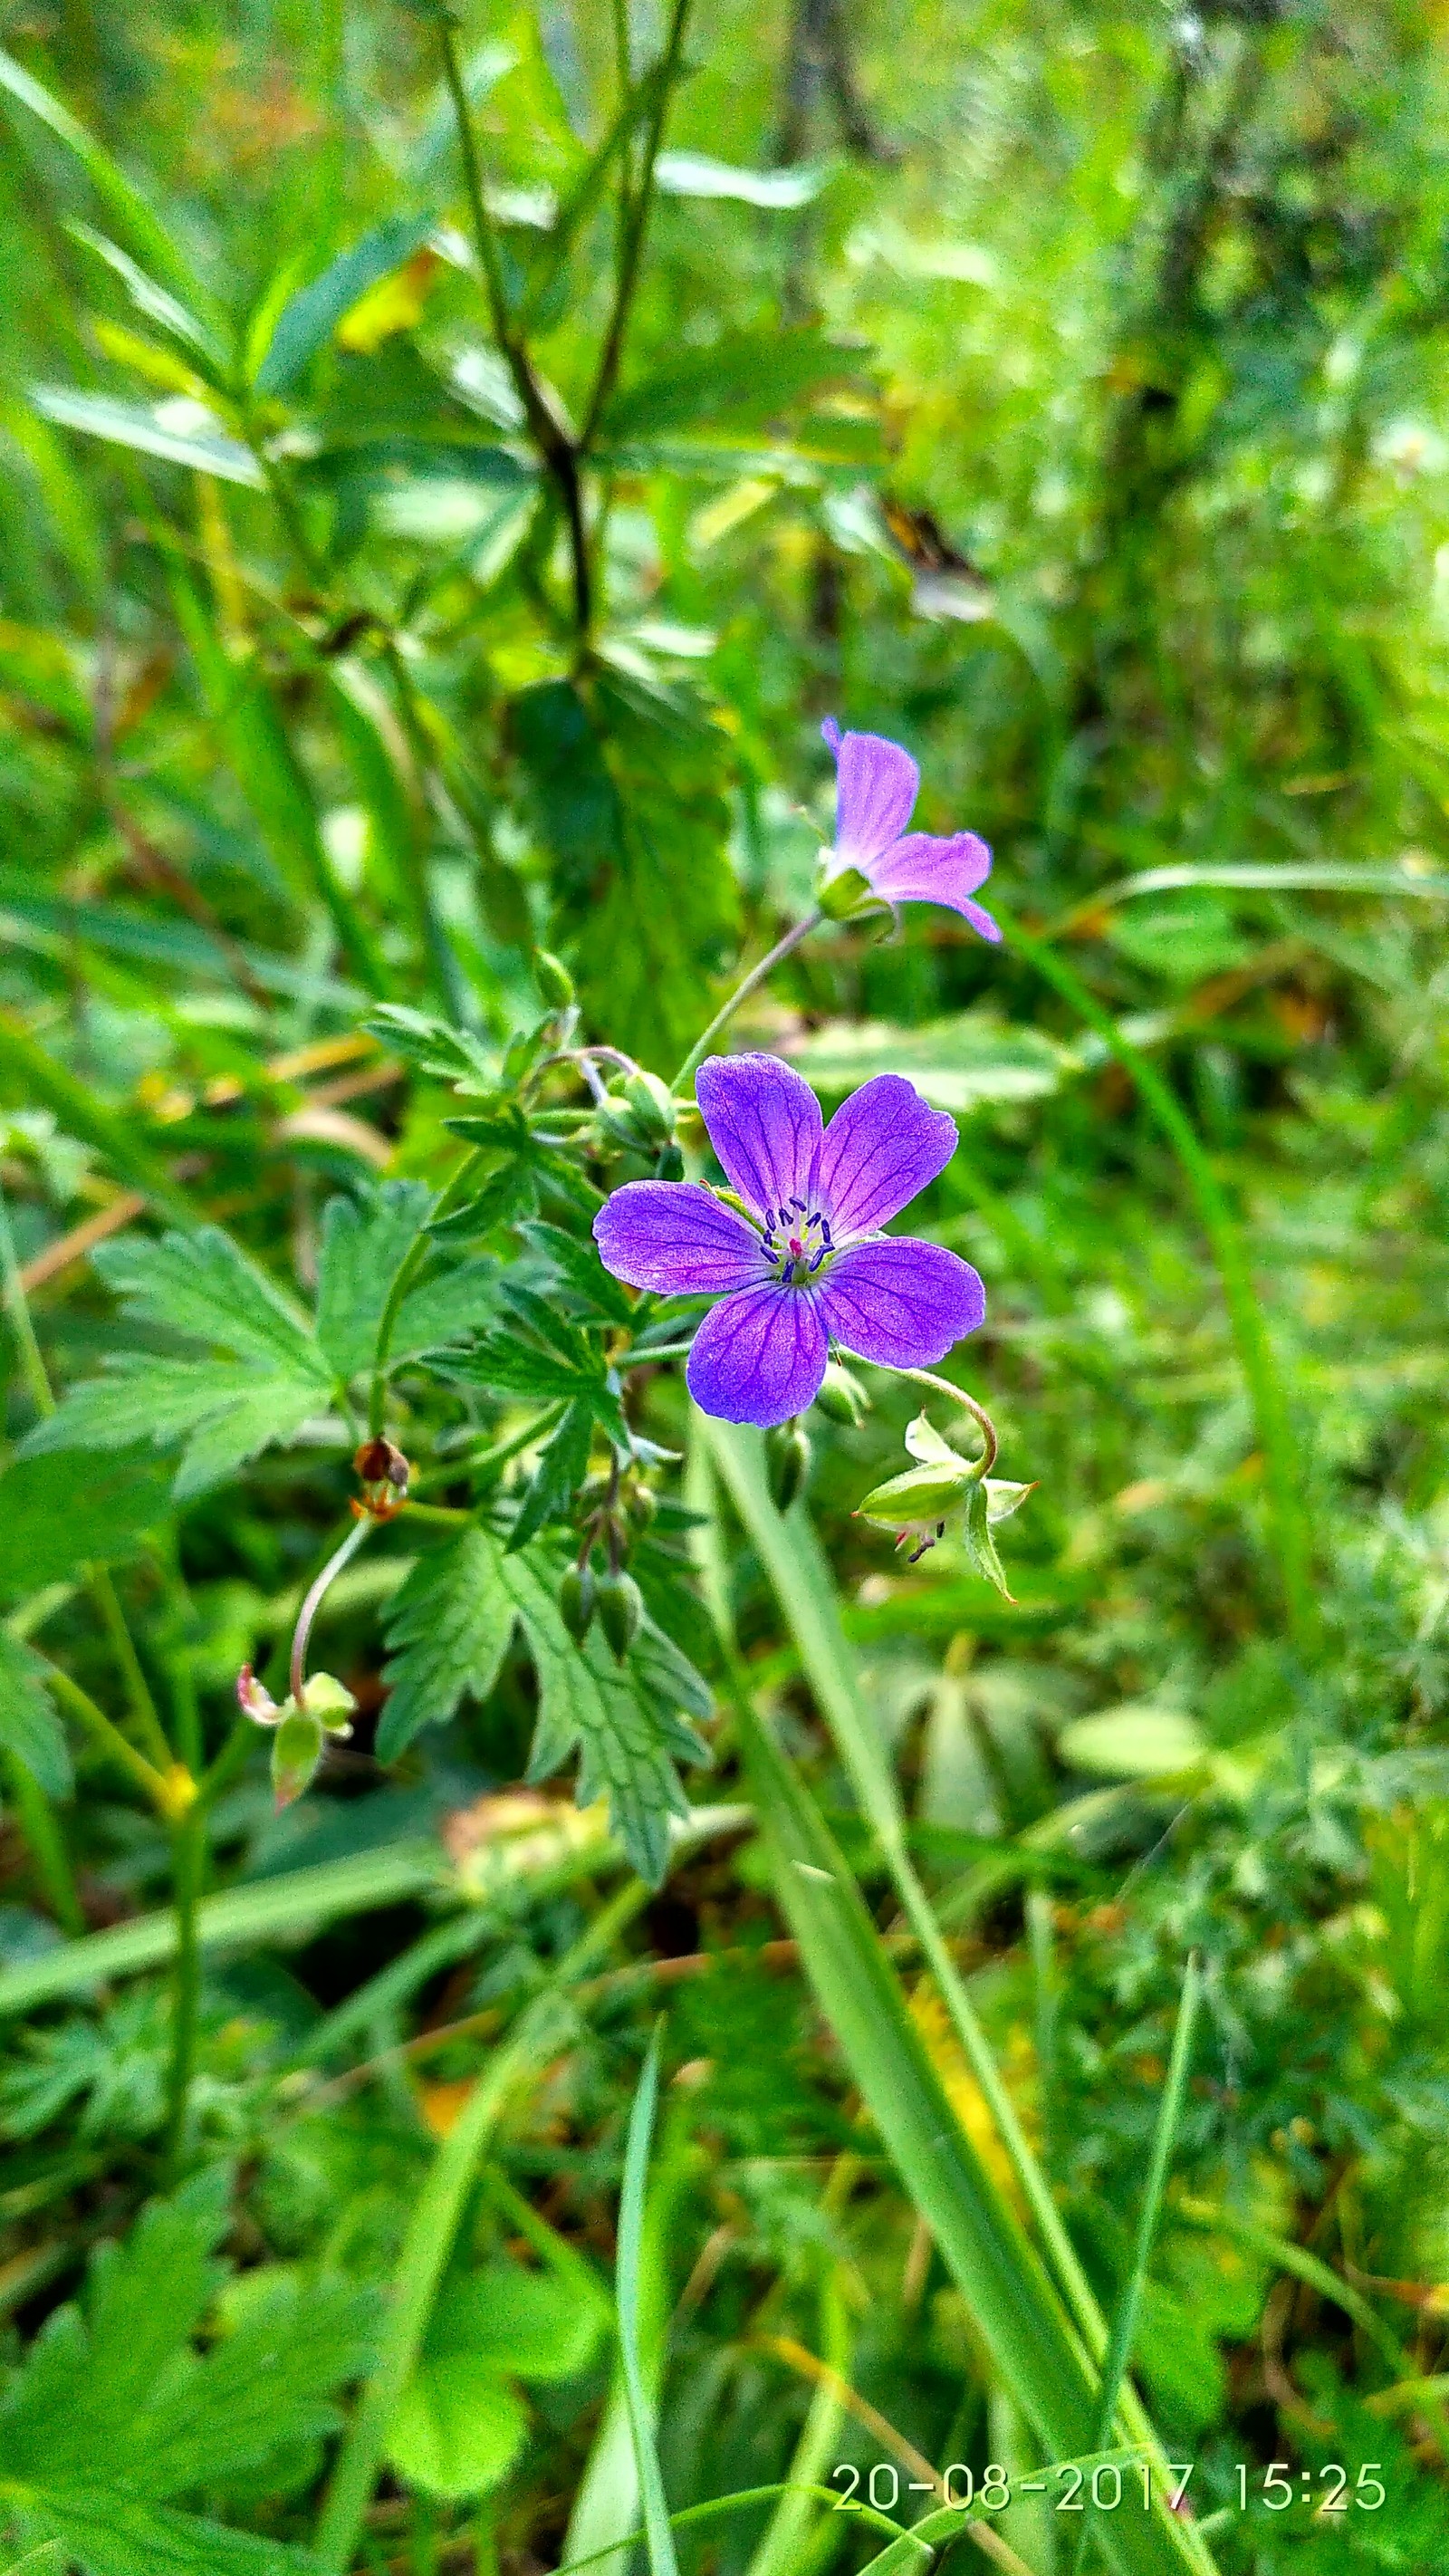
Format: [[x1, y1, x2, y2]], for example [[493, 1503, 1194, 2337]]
[[1, 0, 1449, 2571]]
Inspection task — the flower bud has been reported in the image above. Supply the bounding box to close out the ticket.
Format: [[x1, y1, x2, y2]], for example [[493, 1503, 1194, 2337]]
[[853, 1460, 977, 1532], [594, 1092, 648, 1150], [271, 1707, 326, 1811], [625, 1483, 657, 1531], [654, 1141, 685, 1182], [533, 949, 575, 1010], [813, 1362, 868, 1427], [622, 1070, 676, 1144], [596, 1569, 643, 1662], [766, 1418, 811, 1513], [559, 1562, 596, 1643]]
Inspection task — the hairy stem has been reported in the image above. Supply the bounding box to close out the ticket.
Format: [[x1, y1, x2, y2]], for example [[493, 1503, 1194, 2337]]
[[289, 1514, 373, 1703], [670, 908, 824, 1094]]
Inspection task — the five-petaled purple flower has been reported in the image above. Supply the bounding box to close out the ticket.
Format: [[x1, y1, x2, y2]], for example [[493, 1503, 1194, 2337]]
[[593, 1053, 985, 1428], [820, 718, 1001, 942]]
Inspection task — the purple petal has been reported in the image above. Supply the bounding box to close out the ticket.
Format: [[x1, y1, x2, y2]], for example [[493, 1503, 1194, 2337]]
[[695, 1053, 823, 1226], [593, 1182, 763, 1294], [826, 727, 919, 870], [818, 1239, 985, 1368], [686, 1283, 828, 1426], [815, 1075, 959, 1236], [870, 830, 1001, 941]]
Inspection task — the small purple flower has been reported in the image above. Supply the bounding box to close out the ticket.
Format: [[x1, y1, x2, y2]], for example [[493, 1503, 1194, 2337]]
[[821, 718, 1000, 942], [593, 1053, 985, 1428]]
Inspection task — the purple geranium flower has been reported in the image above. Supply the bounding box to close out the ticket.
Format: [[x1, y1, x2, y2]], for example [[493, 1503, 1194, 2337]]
[[592, 1053, 985, 1428], [821, 718, 1001, 942]]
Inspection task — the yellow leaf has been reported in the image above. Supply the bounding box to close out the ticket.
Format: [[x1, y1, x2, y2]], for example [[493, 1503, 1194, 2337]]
[[337, 249, 444, 353]]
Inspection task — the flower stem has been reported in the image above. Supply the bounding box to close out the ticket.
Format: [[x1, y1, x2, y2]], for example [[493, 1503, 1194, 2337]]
[[289, 1514, 373, 1704], [46, 1664, 172, 1808], [165, 1796, 206, 2179], [890, 1364, 999, 1475], [670, 908, 824, 1095]]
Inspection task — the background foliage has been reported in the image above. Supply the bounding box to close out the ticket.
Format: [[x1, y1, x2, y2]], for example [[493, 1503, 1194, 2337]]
[[1, 0, 1448, 2571]]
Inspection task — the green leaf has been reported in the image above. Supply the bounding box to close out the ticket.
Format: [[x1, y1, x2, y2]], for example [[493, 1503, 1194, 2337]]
[[654, 152, 829, 207], [0, 47, 202, 306], [387, 2360, 527, 2502], [513, 678, 737, 1072], [66, 226, 226, 370], [22, 1358, 328, 1496], [0, 1629, 71, 1801], [518, 1221, 635, 1326], [507, 1398, 596, 1552], [378, 1529, 709, 1881], [315, 1181, 433, 1380], [0, 2175, 370, 2571], [376, 1529, 518, 1763], [0, 1447, 172, 1598], [391, 1260, 497, 1361], [615, 2033, 679, 2576], [786, 1014, 1070, 1112], [597, 328, 862, 443], [427, 2263, 608, 2383], [93, 1228, 321, 1375], [1057, 1706, 1208, 1781], [28, 389, 262, 487], [255, 215, 436, 395]]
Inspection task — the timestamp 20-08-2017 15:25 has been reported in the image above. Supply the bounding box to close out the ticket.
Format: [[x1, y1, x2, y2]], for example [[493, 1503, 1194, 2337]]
[[829, 2460, 1389, 2516]]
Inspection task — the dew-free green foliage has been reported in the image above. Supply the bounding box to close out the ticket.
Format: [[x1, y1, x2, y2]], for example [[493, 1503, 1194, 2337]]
[[2, 2, 1449, 2573]]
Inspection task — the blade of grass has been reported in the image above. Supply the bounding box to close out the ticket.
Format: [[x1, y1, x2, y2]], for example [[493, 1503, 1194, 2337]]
[[1073, 1955, 1202, 2571], [704, 1419, 1218, 2576], [313, 1880, 648, 2574], [744, 2269, 851, 2576], [617, 2026, 680, 2576], [0, 46, 206, 306]]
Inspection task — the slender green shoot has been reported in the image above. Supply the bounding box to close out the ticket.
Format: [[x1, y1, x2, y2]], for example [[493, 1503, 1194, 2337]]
[[617, 2023, 680, 2576], [1074, 1954, 1202, 2570]]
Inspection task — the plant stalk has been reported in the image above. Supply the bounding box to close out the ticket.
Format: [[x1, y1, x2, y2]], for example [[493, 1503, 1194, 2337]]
[[670, 908, 824, 1093]]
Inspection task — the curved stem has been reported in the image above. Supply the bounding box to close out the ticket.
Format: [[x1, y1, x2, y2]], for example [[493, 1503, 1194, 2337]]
[[993, 900, 1315, 1650], [289, 1514, 373, 1704], [889, 1364, 998, 1475], [670, 908, 824, 1094]]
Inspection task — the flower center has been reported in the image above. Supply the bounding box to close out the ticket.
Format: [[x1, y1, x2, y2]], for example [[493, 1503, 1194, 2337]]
[[761, 1197, 834, 1287]]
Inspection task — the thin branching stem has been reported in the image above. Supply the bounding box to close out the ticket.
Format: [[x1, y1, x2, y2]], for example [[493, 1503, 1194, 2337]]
[[582, 0, 694, 446], [670, 908, 824, 1093]]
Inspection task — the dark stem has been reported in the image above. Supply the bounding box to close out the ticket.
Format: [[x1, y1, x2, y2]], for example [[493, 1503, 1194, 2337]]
[[581, 0, 694, 447]]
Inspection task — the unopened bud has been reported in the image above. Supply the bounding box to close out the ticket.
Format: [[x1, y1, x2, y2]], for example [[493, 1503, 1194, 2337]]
[[654, 1141, 685, 1181], [766, 1418, 811, 1513], [854, 1461, 976, 1532], [596, 1569, 643, 1662], [533, 949, 575, 1010], [559, 1562, 596, 1643], [813, 1362, 868, 1427], [625, 1483, 657, 1531], [623, 1070, 676, 1144]]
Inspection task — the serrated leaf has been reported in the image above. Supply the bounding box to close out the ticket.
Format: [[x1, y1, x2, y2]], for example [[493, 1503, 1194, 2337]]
[[506, 1397, 595, 1552], [378, 1531, 710, 1879], [23, 1360, 328, 1499], [28, 388, 262, 486], [0, 1629, 71, 1800], [256, 215, 435, 395], [376, 1528, 519, 1762], [0, 1447, 172, 1598], [0, 2177, 369, 2571], [392, 1259, 497, 1360], [362, 1004, 501, 1091], [93, 1228, 321, 1375], [518, 1220, 635, 1324], [314, 1180, 433, 1380]]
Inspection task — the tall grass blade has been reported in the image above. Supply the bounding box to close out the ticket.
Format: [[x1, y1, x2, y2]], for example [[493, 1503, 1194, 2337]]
[[616, 2026, 681, 2576], [1073, 1956, 1202, 2570]]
